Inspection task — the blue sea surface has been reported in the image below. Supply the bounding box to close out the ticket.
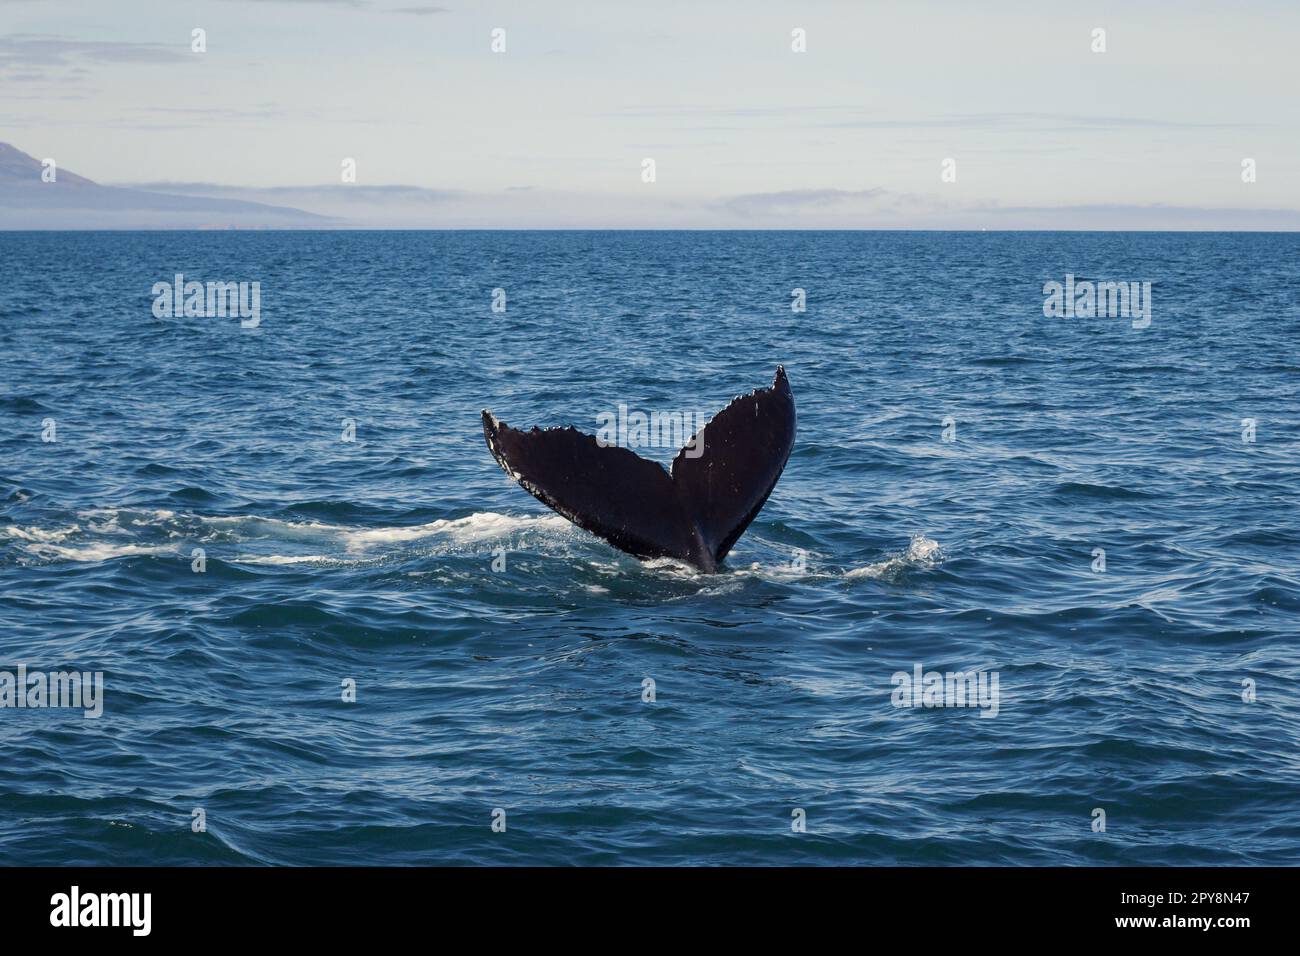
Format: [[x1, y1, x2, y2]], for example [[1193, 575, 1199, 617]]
[[1, 230, 1297, 866]]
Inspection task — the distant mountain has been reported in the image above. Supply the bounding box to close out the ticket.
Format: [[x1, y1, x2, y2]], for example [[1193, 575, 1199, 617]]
[[0, 143, 331, 229]]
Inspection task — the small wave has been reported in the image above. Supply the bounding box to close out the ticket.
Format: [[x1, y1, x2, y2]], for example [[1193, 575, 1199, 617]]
[[845, 534, 943, 580], [235, 554, 339, 566], [0, 394, 51, 413], [970, 355, 1039, 367], [3, 487, 34, 505], [1052, 481, 1154, 501]]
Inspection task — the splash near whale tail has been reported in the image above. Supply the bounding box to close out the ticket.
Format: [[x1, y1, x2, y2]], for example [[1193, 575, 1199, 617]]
[[482, 366, 796, 572]]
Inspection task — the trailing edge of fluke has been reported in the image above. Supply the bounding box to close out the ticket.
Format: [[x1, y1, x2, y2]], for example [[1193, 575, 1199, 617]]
[[482, 366, 796, 572]]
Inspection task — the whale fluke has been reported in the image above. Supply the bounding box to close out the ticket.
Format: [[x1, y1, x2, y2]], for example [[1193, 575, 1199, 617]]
[[482, 366, 795, 572]]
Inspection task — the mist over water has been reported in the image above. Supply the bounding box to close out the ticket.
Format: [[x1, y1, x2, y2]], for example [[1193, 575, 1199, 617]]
[[1, 230, 1298, 865]]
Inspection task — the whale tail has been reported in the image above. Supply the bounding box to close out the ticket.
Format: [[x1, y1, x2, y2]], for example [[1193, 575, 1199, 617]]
[[482, 366, 796, 572]]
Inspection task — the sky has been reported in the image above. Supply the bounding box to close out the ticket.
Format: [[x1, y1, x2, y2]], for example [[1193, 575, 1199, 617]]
[[2, 0, 1298, 227]]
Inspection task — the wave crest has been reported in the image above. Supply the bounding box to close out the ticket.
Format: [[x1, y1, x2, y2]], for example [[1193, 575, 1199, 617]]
[[845, 534, 943, 580]]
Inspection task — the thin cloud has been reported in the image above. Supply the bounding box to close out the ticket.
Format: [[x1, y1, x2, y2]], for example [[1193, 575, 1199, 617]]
[[977, 202, 1300, 229], [722, 188, 889, 217], [0, 33, 190, 65], [133, 105, 289, 121], [608, 106, 1258, 133], [215, 0, 370, 6], [118, 181, 463, 202], [822, 112, 1260, 131]]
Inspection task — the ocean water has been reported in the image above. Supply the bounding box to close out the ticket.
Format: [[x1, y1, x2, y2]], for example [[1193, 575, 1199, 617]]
[[1, 230, 1297, 866]]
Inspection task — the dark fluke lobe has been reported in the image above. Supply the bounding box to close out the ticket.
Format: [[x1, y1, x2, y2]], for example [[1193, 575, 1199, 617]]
[[482, 366, 796, 572]]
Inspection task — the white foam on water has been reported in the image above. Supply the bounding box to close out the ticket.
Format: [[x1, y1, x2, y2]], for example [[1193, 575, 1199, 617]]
[[845, 534, 943, 580], [1, 524, 82, 543], [338, 512, 570, 552], [26, 542, 175, 562], [235, 554, 337, 566], [78, 508, 176, 522], [730, 557, 843, 584], [86, 515, 122, 535], [4, 508, 940, 582], [641, 556, 706, 578], [3, 509, 577, 566]]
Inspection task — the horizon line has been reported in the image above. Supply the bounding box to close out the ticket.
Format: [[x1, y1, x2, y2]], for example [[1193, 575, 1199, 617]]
[[3, 227, 1300, 234]]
